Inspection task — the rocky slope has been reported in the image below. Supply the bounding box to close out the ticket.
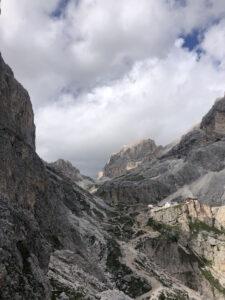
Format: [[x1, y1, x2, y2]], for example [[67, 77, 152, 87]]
[[98, 139, 160, 179], [103, 198, 225, 299], [97, 96, 225, 206], [47, 159, 95, 191], [1, 52, 225, 300]]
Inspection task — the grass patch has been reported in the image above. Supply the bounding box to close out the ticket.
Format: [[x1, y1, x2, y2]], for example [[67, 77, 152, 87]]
[[201, 269, 225, 295], [159, 290, 189, 300], [147, 218, 181, 238], [189, 220, 224, 238]]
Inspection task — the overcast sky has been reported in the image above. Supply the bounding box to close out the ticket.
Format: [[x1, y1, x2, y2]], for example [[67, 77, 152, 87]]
[[1, 0, 225, 178]]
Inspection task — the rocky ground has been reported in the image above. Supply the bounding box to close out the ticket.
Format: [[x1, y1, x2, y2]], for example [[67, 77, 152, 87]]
[[1, 51, 225, 300]]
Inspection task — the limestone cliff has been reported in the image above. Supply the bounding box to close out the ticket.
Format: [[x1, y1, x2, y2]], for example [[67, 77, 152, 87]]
[[98, 139, 160, 179], [0, 53, 35, 150], [140, 199, 225, 299]]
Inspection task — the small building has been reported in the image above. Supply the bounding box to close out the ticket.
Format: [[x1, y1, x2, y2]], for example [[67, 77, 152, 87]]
[[148, 204, 154, 209]]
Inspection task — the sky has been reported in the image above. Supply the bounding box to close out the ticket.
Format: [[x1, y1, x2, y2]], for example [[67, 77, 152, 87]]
[[0, 0, 225, 178]]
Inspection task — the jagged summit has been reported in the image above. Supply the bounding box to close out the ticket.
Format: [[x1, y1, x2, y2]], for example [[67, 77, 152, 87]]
[[97, 95, 225, 206], [98, 138, 160, 179], [201, 96, 225, 136]]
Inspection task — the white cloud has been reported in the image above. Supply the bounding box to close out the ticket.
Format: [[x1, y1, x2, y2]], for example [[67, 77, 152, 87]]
[[201, 19, 225, 66], [36, 42, 225, 177], [0, 0, 225, 177]]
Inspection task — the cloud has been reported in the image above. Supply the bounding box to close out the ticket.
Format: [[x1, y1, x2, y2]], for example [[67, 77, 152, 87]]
[[0, 0, 225, 177], [36, 42, 225, 177], [201, 18, 225, 66]]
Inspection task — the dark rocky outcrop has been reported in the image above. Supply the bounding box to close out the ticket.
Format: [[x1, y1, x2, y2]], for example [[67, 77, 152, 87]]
[[0, 53, 35, 150]]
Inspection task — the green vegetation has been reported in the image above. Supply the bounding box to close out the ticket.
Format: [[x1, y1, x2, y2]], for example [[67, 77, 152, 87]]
[[50, 279, 85, 300], [159, 290, 189, 300], [178, 244, 225, 296], [147, 218, 181, 240], [108, 214, 135, 240], [189, 220, 224, 238], [201, 269, 225, 296], [178, 244, 208, 268]]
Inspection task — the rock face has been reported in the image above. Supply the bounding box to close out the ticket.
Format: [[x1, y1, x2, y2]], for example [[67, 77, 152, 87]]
[[47, 159, 95, 191], [0, 53, 35, 150], [200, 97, 225, 137], [143, 199, 225, 299], [149, 199, 225, 233], [0, 53, 110, 299], [98, 139, 160, 179], [97, 97, 225, 206]]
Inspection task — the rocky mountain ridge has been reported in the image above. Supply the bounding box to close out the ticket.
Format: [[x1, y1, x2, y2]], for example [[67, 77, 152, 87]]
[[97, 96, 225, 207]]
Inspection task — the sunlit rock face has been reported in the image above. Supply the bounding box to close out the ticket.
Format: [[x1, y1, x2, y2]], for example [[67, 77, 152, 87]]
[[99, 138, 160, 179], [200, 96, 225, 137]]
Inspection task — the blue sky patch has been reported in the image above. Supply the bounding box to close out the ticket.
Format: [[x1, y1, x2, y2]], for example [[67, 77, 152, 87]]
[[51, 0, 70, 18], [181, 29, 202, 51]]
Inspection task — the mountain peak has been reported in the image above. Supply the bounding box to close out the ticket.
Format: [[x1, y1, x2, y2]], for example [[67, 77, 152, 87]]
[[200, 96, 225, 137], [98, 138, 160, 179]]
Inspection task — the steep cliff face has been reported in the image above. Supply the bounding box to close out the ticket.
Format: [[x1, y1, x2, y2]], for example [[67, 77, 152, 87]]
[[98, 139, 160, 179], [0, 54, 110, 299], [141, 199, 225, 299], [0, 53, 35, 150], [200, 97, 225, 137], [96, 97, 225, 206]]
